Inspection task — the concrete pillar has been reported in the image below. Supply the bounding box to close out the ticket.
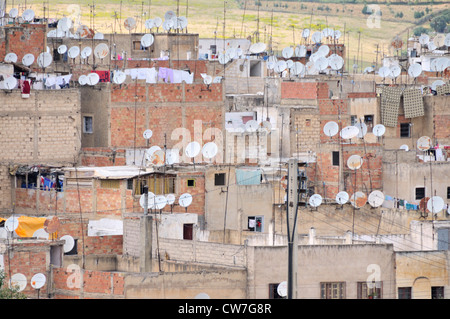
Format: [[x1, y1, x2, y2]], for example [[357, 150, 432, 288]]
[[139, 215, 153, 273]]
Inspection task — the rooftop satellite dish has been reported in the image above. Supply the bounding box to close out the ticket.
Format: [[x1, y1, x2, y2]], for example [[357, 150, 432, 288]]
[[245, 119, 259, 132], [22, 9, 35, 22], [124, 17, 136, 30], [4, 76, 17, 90], [143, 129, 153, 140], [282, 46, 294, 59], [76, 25, 91, 38], [311, 31, 322, 44], [354, 121, 368, 138], [305, 61, 318, 75], [389, 65, 401, 78], [178, 16, 188, 29], [146, 145, 162, 161], [259, 120, 272, 133], [185, 141, 201, 158], [317, 45, 330, 57], [93, 32, 104, 40], [368, 190, 384, 208], [9, 8, 18, 18], [9, 273, 27, 292], [302, 29, 310, 38], [218, 53, 230, 65], [295, 45, 307, 57], [87, 72, 100, 85], [363, 67, 374, 74], [277, 281, 287, 298], [323, 121, 339, 137], [428, 41, 437, 51], [435, 57, 450, 72], [372, 124, 385, 137], [434, 34, 445, 48], [57, 17, 72, 32], [336, 191, 349, 205], [390, 36, 403, 51], [419, 34, 429, 45], [249, 42, 266, 54], [68, 46, 80, 59], [145, 19, 154, 29], [31, 273, 46, 290], [165, 148, 179, 165], [431, 79, 445, 91], [113, 70, 126, 84], [162, 20, 172, 31], [164, 10, 176, 21], [4, 52, 17, 63], [399, 144, 409, 151], [203, 75, 213, 85], [445, 33, 450, 47], [78, 75, 88, 86], [166, 194, 176, 205], [315, 56, 329, 71], [94, 43, 109, 59], [60, 235, 75, 253], [427, 196, 444, 213], [309, 194, 323, 208], [5, 216, 19, 232], [150, 149, 165, 166], [33, 228, 49, 239], [44, 216, 60, 234], [154, 17, 162, 28], [81, 46, 92, 59], [141, 34, 154, 48], [57, 45, 68, 54], [417, 136, 432, 151], [291, 61, 305, 76], [378, 66, 391, 78], [340, 126, 359, 140], [274, 60, 287, 73], [350, 191, 367, 208], [347, 154, 363, 170], [195, 293, 210, 299], [329, 54, 344, 70], [334, 30, 342, 40], [179, 193, 193, 208], [154, 195, 167, 210], [139, 191, 156, 209], [408, 63, 422, 78], [22, 53, 35, 66], [202, 142, 218, 159]]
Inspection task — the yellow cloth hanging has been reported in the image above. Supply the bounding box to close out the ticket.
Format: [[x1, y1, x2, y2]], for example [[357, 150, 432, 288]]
[[15, 216, 47, 238]]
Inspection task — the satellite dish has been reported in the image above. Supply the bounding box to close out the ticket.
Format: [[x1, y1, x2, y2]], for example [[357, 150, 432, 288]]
[[295, 45, 307, 57], [153, 17, 162, 28], [347, 154, 363, 170], [124, 17, 136, 30], [282, 46, 294, 59], [57, 45, 68, 54], [4, 52, 17, 63], [165, 149, 179, 165], [76, 25, 91, 38], [334, 30, 342, 40], [368, 190, 384, 208], [44, 216, 60, 234], [336, 191, 349, 205], [33, 228, 49, 239], [203, 75, 213, 85], [340, 126, 360, 140], [57, 17, 72, 32], [9, 8, 18, 18], [427, 196, 444, 213], [145, 19, 155, 29], [179, 193, 193, 208], [146, 145, 162, 160], [78, 75, 88, 86], [9, 273, 27, 292], [112, 71, 126, 84], [93, 32, 104, 40], [162, 19, 173, 31], [431, 79, 445, 91], [317, 45, 330, 57], [143, 129, 153, 140], [81, 46, 92, 59], [22, 9, 35, 22], [164, 10, 176, 21], [428, 41, 437, 51], [417, 136, 432, 151], [408, 63, 422, 78], [185, 141, 201, 158], [435, 57, 450, 72], [354, 121, 368, 138], [419, 34, 430, 45], [323, 121, 339, 137], [141, 34, 154, 48], [249, 42, 266, 54], [350, 191, 367, 208], [322, 28, 333, 38], [434, 34, 445, 48], [139, 192, 156, 209], [389, 64, 401, 78], [154, 195, 167, 210], [372, 124, 386, 137], [22, 53, 35, 66], [60, 235, 75, 253], [302, 29, 310, 38], [5, 216, 19, 232], [87, 72, 100, 85], [245, 119, 259, 132], [195, 293, 210, 299], [218, 53, 230, 65], [305, 61, 318, 75], [150, 149, 165, 166], [328, 54, 344, 70], [378, 66, 391, 78], [274, 60, 287, 73], [390, 36, 403, 51], [445, 33, 450, 47], [277, 281, 287, 298], [30, 273, 46, 289], [399, 144, 409, 151], [291, 61, 305, 76], [166, 194, 176, 205], [178, 16, 188, 29], [94, 43, 109, 59], [3, 76, 17, 90], [202, 142, 218, 159], [315, 56, 329, 71], [259, 120, 272, 133], [309, 194, 323, 208], [311, 31, 322, 44], [363, 67, 374, 74], [68, 46, 80, 59]]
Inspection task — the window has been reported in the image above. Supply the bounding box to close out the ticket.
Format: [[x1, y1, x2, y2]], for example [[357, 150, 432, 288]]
[[214, 173, 226, 186], [100, 179, 121, 189], [432, 286, 444, 299], [437, 228, 449, 251], [332, 151, 340, 166], [305, 119, 311, 127], [134, 175, 175, 195], [398, 287, 412, 299], [187, 179, 195, 187], [183, 224, 194, 240], [249, 60, 261, 77], [248, 216, 263, 232], [415, 187, 425, 200], [269, 283, 284, 299], [127, 179, 133, 190], [320, 282, 346, 299], [83, 116, 93, 134], [357, 282, 382, 299], [400, 123, 411, 138], [447, 187, 450, 199], [210, 45, 217, 55], [350, 115, 357, 126], [364, 115, 374, 129], [133, 40, 146, 50]]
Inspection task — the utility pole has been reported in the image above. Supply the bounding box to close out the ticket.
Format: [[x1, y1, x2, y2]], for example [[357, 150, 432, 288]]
[[286, 158, 299, 299]]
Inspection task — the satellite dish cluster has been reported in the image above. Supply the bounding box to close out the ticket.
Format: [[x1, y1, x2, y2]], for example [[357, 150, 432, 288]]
[[323, 120, 385, 141], [139, 191, 193, 211], [225, 119, 272, 134]]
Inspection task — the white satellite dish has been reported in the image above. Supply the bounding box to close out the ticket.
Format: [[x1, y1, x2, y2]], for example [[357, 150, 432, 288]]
[[9, 8, 18, 18], [350, 192, 367, 208], [60, 235, 75, 253], [94, 43, 109, 59], [309, 194, 323, 208], [203, 75, 212, 85], [317, 45, 330, 57], [434, 34, 445, 48], [146, 145, 162, 160], [340, 126, 360, 140], [57, 45, 67, 55], [5, 216, 19, 232], [323, 121, 339, 137], [162, 19, 172, 31], [322, 28, 333, 38], [87, 72, 100, 85], [282, 46, 294, 59], [445, 33, 450, 47], [202, 142, 218, 159], [435, 57, 450, 72], [399, 144, 409, 151], [68, 46, 80, 59], [334, 30, 342, 40], [431, 79, 445, 91], [291, 61, 305, 76], [295, 45, 307, 57], [259, 120, 272, 133], [150, 149, 165, 166], [30, 273, 46, 290], [57, 17, 72, 32], [81, 46, 92, 59], [328, 54, 344, 70], [141, 34, 154, 48], [22, 9, 35, 22], [166, 194, 176, 205], [154, 195, 167, 210], [336, 191, 349, 205], [164, 10, 176, 21], [139, 191, 156, 209], [427, 196, 444, 213], [419, 34, 430, 45], [368, 190, 384, 208], [143, 129, 153, 140], [311, 31, 322, 43], [302, 29, 310, 38], [22, 53, 35, 66], [286, 59, 294, 69], [354, 121, 368, 138], [249, 42, 266, 54], [372, 124, 386, 137], [218, 53, 229, 65], [195, 293, 210, 299], [417, 136, 432, 151], [112, 71, 126, 84], [4, 76, 17, 90], [378, 66, 391, 78], [274, 60, 287, 73], [315, 56, 329, 71], [428, 41, 437, 51], [9, 273, 27, 292], [4, 52, 17, 63], [145, 19, 154, 29], [153, 17, 162, 28], [305, 61, 318, 75], [78, 75, 88, 86], [389, 65, 401, 78], [93, 32, 104, 40], [178, 16, 188, 29], [33, 228, 49, 239], [185, 141, 201, 158], [124, 17, 136, 30], [363, 66, 374, 74], [245, 119, 259, 132], [179, 193, 193, 208], [408, 63, 422, 78], [277, 281, 287, 298], [347, 154, 363, 170]]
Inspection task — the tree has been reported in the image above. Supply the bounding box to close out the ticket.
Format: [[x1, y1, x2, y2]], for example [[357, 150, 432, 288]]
[[430, 16, 448, 33], [413, 26, 428, 36], [0, 271, 27, 299]]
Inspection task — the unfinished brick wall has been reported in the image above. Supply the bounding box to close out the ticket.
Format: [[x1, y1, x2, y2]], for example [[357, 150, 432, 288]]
[[81, 147, 127, 167], [176, 173, 205, 215], [291, 109, 321, 153]]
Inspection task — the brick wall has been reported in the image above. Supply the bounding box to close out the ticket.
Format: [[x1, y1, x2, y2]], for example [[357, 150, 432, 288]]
[[281, 82, 318, 99], [81, 147, 127, 167], [176, 173, 205, 215]]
